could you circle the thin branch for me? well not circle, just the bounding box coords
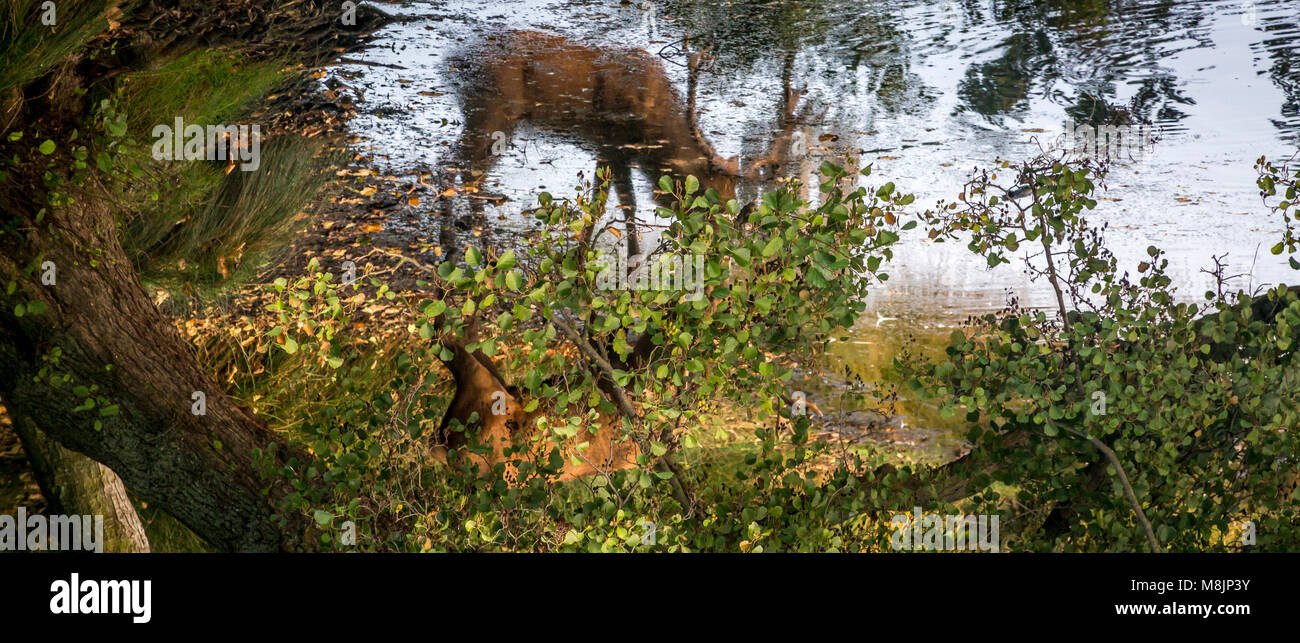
[1052,420,1161,552]
[550,315,692,512]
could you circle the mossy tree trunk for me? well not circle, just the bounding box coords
[0,193,309,552]
[0,0,388,552]
[9,411,150,552]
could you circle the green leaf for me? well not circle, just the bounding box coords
[38,139,55,155]
[313,510,333,526]
[423,300,447,317]
[505,270,523,291]
[762,234,784,258]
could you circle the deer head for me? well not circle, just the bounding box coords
[680,45,817,202]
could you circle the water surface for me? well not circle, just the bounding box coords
[332,0,1300,443]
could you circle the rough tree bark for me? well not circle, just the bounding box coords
[8,411,150,552]
[0,191,308,551]
[0,0,392,553]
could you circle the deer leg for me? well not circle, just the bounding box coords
[608,157,640,258]
[460,129,504,225]
[439,111,515,260]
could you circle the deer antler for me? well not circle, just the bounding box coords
[743,85,822,180]
[685,44,716,162]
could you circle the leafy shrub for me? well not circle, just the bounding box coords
[901,149,1300,551]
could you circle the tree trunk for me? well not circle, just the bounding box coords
[0,0,394,553]
[8,410,150,552]
[0,194,307,552]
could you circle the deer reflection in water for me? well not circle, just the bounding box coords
[431,31,820,480]
[439,30,807,258]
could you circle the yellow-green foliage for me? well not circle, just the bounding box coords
[117,49,283,133]
[109,50,334,298]
[0,0,116,95]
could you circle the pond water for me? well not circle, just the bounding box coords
[332,0,1300,449]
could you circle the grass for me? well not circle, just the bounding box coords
[116,49,284,135]
[0,0,117,98]
[124,135,338,300]
[133,502,213,552]
[105,48,339,302]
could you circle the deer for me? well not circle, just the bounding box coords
[438,30,807,258]
[428,32,814,492]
